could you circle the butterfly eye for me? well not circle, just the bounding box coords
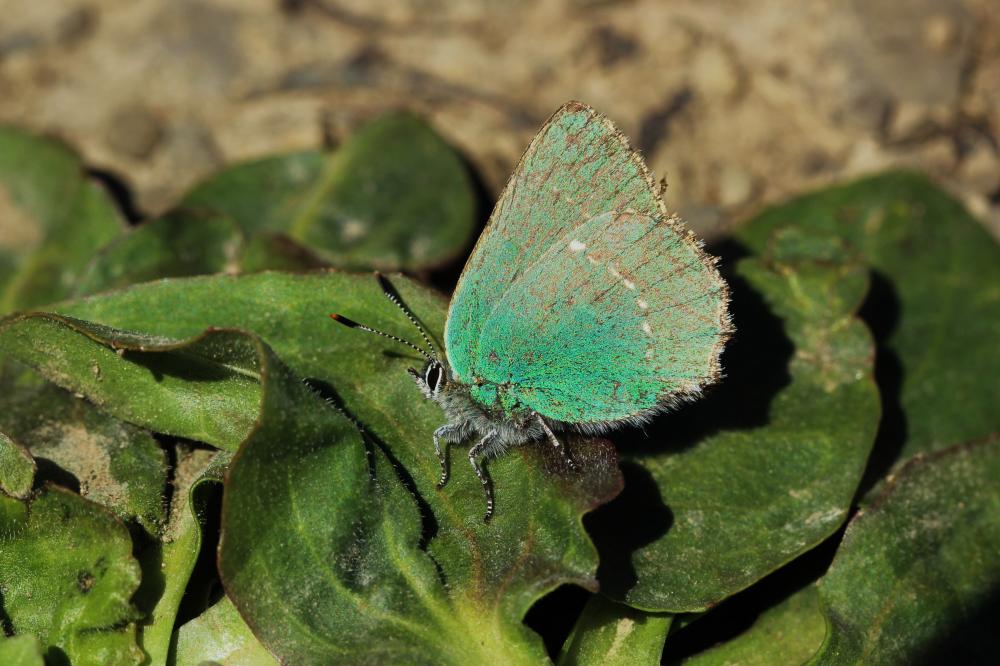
[425,363,444,394]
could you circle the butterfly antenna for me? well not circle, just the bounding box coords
[375,272,441,360]
[329,313,436,363]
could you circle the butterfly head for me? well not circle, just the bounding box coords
[407,359,448,400]
[332,272,451,402]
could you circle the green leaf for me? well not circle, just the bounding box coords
[181,113,477,271]
[216,321,610,664]
[558,596,671,666]
[0,126,123,313]
[0,492,26,523]
[679,585,825,665]
[0,431,35,499]
[0,314,262,451]
[0,380,167,535]
[237,232,328,273]
[812,435,1000,664]
[0,635,46,666]
[594,225,880,611]
[0,486,144,665]
[173,596,278,666]
[217,331,476,664]
[74,210,243,297]
[2,271,622,661]
[138,448,229,665]
[738,171,1000,461]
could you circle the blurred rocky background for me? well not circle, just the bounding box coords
[1,0,998,240]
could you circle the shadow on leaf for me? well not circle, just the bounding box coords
[615,243,794,457]
[588,240,795,599]
[304,376,442,555]
[586,460,673,596]
[917,588,1000,665]
[854,269,906,500]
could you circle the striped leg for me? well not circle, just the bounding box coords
[536,414,578,471]
[469,432,498,522]
[433,424,460,489]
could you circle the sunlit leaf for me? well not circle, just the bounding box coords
[558,596,671,666]
[181,113,477,271]
[738,171,1000,464]
[0,271,622,662]
[0,635,45,666]
[0,431,34,499]
[173,596,278,666]
[0,486,144,665]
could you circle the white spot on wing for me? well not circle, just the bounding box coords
[641,321,653,335]
[569,239,587,252]
[608,262,637,289]
[637,299,649,309]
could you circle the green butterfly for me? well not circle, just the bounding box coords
[333,101,732,520]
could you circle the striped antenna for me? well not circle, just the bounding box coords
[329,313,436,363]
[374,272,441,360]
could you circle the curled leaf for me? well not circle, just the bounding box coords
[558,596,671,666]
[174,596,278,666]
[3,271,623,661]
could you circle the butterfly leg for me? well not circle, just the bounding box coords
[469,431,498,522]
[433,424,460,489]
[536,414,578,472]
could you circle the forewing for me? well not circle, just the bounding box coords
[445,102,663,383]
[475,211,730,423]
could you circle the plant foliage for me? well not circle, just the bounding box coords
[0,118,997,665]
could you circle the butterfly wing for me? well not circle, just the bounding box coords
[446,102,730,424]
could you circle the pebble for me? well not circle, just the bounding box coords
[923,15,957,53]
[104,104,164,160]
[716,163,754,207]
[883,101,953,144]
[691,44,742,101]
[959,141,1000,194]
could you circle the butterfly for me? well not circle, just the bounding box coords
[332,101,732,521]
